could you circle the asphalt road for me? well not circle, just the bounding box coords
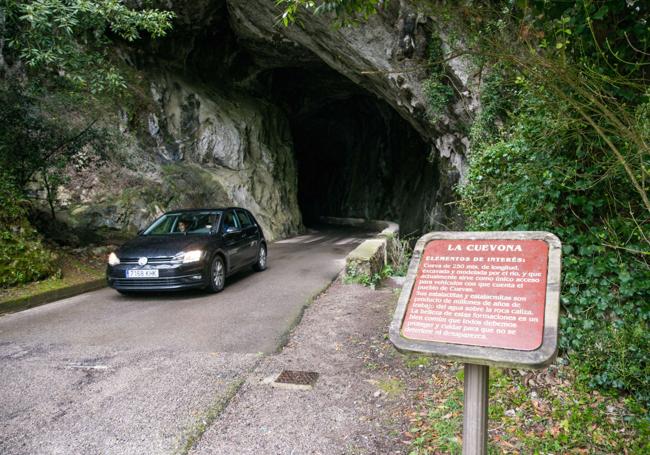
[0,226,371,455]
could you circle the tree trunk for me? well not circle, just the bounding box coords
[42,171,57,220]
[0,7,6,76]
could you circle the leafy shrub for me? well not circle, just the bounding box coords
[386,234,412,277]
[344,260,386,289]
[423,78,454,119]
[469,65,518,148]
[573,318,649,403]
[0,178,58,287]
[424,37,454,121]
[460,81,650,406]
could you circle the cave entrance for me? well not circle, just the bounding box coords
[153,5,444,236]
[264,67,439,235]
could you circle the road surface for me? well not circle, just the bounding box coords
[0,226,370,454]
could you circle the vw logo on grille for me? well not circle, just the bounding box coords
[138,257,148,266]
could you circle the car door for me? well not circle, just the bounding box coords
[235,209,259,264]
[221,209,248,270]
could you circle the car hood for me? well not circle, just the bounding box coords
[118,235,211,258]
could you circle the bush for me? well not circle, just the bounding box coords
[0,178,58,287]
[423,36,454,121]
[460,81,650,406]
[423,78,453,119]
[573,318,650,405]
[386,234,412,277]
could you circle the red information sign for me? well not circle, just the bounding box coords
[401,240,549,351]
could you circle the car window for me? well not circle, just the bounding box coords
[186,213,220,234]
[222,211,240,232]
[205,213,220,232]
[236,210,254,228]
[174,217,193,233]
[145,215,179,235]
[143,211,222,235]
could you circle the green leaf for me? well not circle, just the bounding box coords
[592,6,609,21]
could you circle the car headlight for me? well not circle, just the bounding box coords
[181,250,203,263]
[108,252,120,266]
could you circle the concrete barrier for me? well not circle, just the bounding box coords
[0,278,106,315]
[319,216,400,278]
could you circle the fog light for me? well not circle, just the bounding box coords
[191,275,202,280]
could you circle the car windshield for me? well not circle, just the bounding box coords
[142,211,222,236]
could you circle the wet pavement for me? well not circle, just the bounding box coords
[0,227,371,454]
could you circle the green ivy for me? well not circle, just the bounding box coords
[423,79,453,119]
[344,261,396,289]
[424,37,454,121]
[460,78,650,407]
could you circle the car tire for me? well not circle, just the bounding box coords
[252,244,267,272]
[208,255,226,293]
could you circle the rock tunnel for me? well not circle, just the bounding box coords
[116,0,459,239]
[261,66,439,235]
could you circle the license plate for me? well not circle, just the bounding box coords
[126,269,159,278]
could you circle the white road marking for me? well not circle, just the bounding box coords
[276,235,314,244]
[66,364,109,370]
[303,236,326,244]
[277,234,364,245]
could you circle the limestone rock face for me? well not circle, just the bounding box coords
[54,0,477,240]
[227,0,476,175]
[226,0,477,227]
[58,72,302,241]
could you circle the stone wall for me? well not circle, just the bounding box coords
[56,72,302,241]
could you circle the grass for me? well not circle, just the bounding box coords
[404,355,432,369]
[175,378,245,455]
[364,361,380,371]
[406,381,463,455]
[0,248,105,310]
[378,377,405,397]
[405,364,649,454]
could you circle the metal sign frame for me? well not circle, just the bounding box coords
[389,231,562,369]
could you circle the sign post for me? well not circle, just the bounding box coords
[390,232,561,453]
[463,363,489,454]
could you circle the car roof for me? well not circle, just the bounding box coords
[164,207,250,214]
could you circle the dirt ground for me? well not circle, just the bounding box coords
[186,274,646,455]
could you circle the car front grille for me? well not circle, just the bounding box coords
[119,256,177,265]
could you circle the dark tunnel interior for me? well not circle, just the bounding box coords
[263,67,440,235]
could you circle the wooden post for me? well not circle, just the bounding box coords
[463,363,489,455]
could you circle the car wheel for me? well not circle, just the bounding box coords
[253,244,267,272]
[208,255,226,293]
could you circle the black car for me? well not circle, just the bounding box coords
[106,208,267,293]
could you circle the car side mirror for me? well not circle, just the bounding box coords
[225,226,239,234]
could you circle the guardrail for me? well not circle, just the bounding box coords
[319,216,400,278]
